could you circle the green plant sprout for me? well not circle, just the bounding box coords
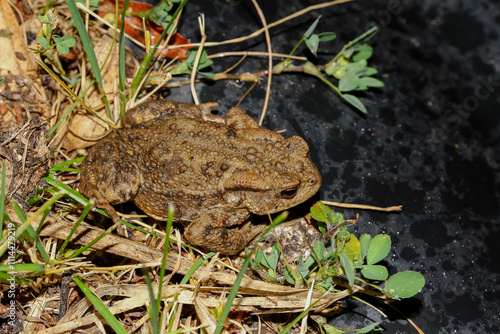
[276,17,384,113]
[36,9,77,77]
[249,203,425,302]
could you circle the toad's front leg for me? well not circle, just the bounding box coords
[184,209,266,255]
[80,139,141,233]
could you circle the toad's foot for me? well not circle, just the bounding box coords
[184,214,266,255]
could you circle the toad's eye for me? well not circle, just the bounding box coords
[281,187,298,199]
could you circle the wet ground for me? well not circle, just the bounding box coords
[165,1,500,332]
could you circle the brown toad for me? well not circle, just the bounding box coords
[80,100,321,255]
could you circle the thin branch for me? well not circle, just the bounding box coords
[190,14,207,105]
[321,200,403,212]
[252,0,272,126]
[207,51,307,61]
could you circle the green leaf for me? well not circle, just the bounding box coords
[350,26,378,46]
[343,94,367,113]
[339,253,355,286]
[384,271,425,298]
[361,264,388,280]
[298,255,314,277]
[284,265,296,284]
[317,32,336,42]
[366,234,391,265]
[75,0,99,12]
[339,72,360,92]
[359,322,381,333]
[346,59,368,74]
[310,202,329,222]
[323,324,345,334]
[53,35,76,54]
[343,47,355,59]
[352,45,373,61]
[73,275,129,334]
[38,14,51,24]
[313,241,325,263]
[359,77,385,88]
[325,56,349,78]
[342,233,360,262]
[305,34,320,56]
[359,234,371,261]
[304,16,321,39]
[37,36,48,49]
[359,67,378,77]
[265,244,280,270]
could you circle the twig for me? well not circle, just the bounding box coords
[207,51,307,61]
[251,0,272,126]
[236,80,258,107]
[190,14,207,105]
[321,200,403,212]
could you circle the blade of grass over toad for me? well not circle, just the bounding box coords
[73,275,129,334]
[118,0,129,117]
[143,269,160,334]
[0,191,65,260]
[157,205,174,326]
[179,252,216,285]
[65,0,112,119]
[0,161,6,235]
[49,157,85,172]
[58,202,93,257]
[11,200,50,264]
[130,0,189,99]
[214,212,288,334]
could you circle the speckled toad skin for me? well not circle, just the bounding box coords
[80,100,321,255]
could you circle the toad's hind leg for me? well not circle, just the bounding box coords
[80,140,140,232]
[184,211,266,255]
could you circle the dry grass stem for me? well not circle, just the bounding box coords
[251,0,273,126]
[190,14,207,105]
[322,200,403,212]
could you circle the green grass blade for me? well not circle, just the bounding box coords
[49,157,85,172]
[157,206,174,326]
[278,293,325,334]
[0,263,45,272]
[0,191,65,260]
[179,252,216,285]
[214,212,288,334]
[0,271,30,284]
[58,202,93,257]
[130,0,189,99]
[118,0,129,118]
[11,200,50,263]
[65,0,112,118]
[143,269,159,334]
[73,275,128,334]
[0,160,6,235]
